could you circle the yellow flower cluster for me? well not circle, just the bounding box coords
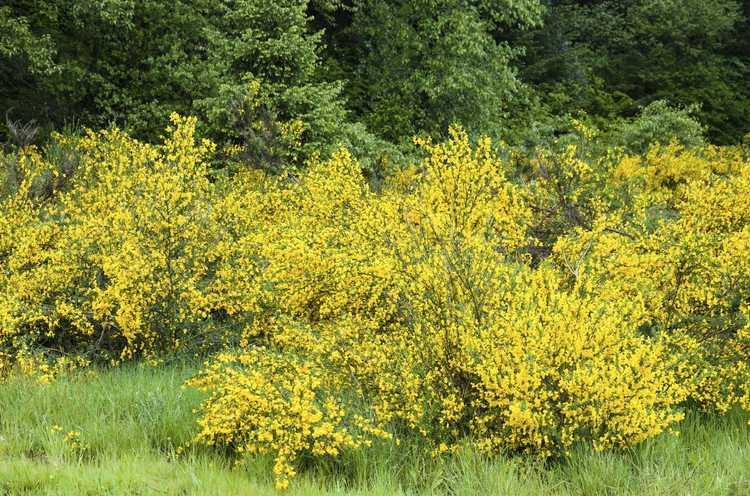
[50,425,90,454]
[0,114,265,364]
[554,143,750,415]
[2,115,749,488]
[188,349,390,491]
[11,350,91,385]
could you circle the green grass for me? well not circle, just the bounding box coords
[0,364,749,495]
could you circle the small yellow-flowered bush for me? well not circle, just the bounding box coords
[188,348,391,491]
[0,114,264,363]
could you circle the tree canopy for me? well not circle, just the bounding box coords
[1,0,749,152]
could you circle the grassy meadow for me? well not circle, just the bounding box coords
[1,364,748,496]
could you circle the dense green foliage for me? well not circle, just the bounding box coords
[0,0,380,169]
[316,0,543,142]
[518,0,750,144]
[2,0,749,154]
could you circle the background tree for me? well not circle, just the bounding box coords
[317,0,544,143]
[518,0,750,144]
[2,0,749,157]
[0,0,372,169]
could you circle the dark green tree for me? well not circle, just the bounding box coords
[318,0,544,143]
[0,0,373,168]
[518,0,750,143]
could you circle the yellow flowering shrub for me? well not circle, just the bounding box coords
[0,114,265,364]
[464,268,688,456]
[0,145,88,355]
[554,144,750,414]
[189,127,693,489]
[188,348,391,491]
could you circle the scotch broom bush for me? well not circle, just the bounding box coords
[189,127,696,488]
[553,143,750,415]
[189,348,391,491]
[0,114,259,364]
[1,116,748,489]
